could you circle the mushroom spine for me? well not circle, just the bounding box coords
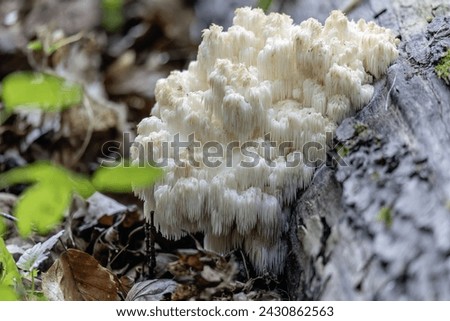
[132,8,398,273]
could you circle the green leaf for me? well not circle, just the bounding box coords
[102,0,124,32]
[2,72,83,113]
[0,218,5,236]
[27,40,43,52]
[0,162,59,189]
[15,181,72,236]
[0,237,21,297]
[67,173,95,199]
[92,162,164,193]
[257,0,272,12]
[0,161,94,199]
[0,285,17,300]
[0,162,94,236]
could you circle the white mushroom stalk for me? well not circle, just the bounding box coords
[131,8,398,273]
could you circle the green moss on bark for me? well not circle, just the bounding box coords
[435,50,450,84]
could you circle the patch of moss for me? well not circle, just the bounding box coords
[435,49,450,85]
[445,200,450,211]
[353,123,368,136]
[337,143,350,158]
[377,206,393,228]
[371,171,380,181]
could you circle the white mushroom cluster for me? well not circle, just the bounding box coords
[132,8,398,273]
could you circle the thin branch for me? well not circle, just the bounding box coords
[0,212,18,222]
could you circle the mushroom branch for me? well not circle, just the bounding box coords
[131,8,398,273]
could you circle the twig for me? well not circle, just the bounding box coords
[69,93,94,167]
[109,244,129,266]
[341,0,362,15]
[374,8,387,19]
[149,211,156,279]
[240,250,250,280]
[0,212,18,222]
[58,237,67,251]
[144,211,157,279]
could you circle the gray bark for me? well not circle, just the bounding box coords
[285,0,450,300]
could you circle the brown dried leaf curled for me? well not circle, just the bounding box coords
[42,249,120,301]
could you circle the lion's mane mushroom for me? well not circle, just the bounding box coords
[132,8,398,273]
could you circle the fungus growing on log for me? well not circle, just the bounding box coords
[131,8,398,273]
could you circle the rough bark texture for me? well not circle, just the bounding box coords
[193,0,450,300]
[284,0,450,300]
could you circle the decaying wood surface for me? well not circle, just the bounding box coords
[285,0,450,300]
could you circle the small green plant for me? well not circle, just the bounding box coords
[257,0,273,12]
[377,206,393,228]
[15,230,64,300]
[0,161,163,299]
[336,143,350,158]
[2,72,83,113]
[92,160,164,193]
[101,0,124,32]
[27,32,84,56]
[27,40,44,52]
[0,162,94,236]
[435,49,450,85]
[0,71,83,124]
[0,161,163,237]
[0,57,164,299]
[0,231,63,300]
[353,123,368,136]
[0,237,23,300]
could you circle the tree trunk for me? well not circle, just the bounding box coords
[285,0,450,300]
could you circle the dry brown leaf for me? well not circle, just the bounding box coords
[171,284,199,301]
[42,248,121,301]
[180,251,204,271]
[79,192,128,230]
[121,210,142,229]
[167,248,243,300]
